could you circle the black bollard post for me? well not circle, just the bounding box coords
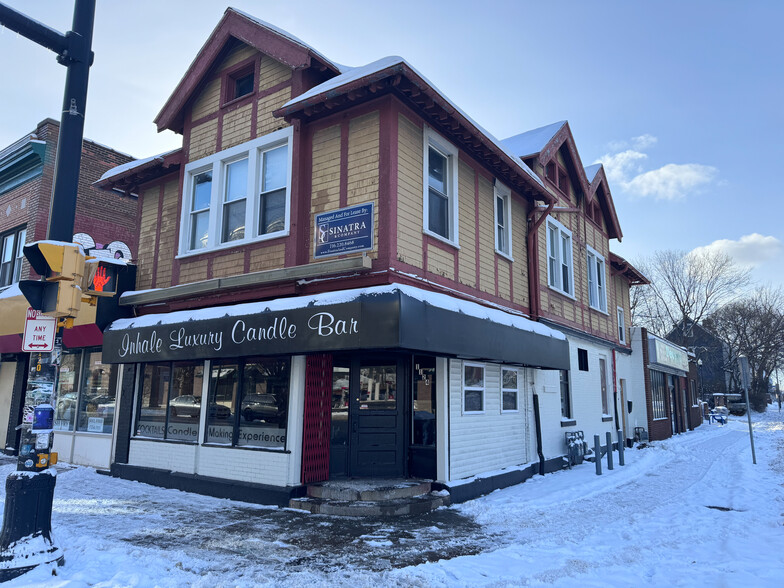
[594,435,602,476]
[617,429,625,466]
[606,431,614,471]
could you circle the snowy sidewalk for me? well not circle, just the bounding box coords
[2,411,784,586]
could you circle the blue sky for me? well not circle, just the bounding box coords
[1,0,781,288]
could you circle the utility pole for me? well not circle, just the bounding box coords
[0,1,96,581]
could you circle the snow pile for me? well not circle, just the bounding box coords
[1,410,782,586]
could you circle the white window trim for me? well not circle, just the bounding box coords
[545,217,574,298]
[494,181,514,261]
[501,367,519,413]
[423,127,459,247]
[617,306,626,344]
[462,362,485,415]
[178,127,293,257]
[586,245,608,313]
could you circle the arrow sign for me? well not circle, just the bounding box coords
[23,308,57,352]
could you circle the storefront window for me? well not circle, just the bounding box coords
[54,351,81,431]
[135,363,170,439]
[77,351,118,434]
[412,356,436,446]
[205,362,239,444]
[239,358,289,448]
[167,362,204,442]
[651,370,668,419]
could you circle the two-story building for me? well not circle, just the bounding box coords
[0,118,138,468]
[97,8,646,504]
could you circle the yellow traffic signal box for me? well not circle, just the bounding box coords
[19,242,85,318]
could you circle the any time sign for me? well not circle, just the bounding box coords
[23,308,57,352]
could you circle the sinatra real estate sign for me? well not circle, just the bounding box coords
[314,202,374,259]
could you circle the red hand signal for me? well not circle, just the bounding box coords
[93,266,111,292]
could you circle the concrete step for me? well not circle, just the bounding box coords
[289,491,450,517]
[307,480,432,501]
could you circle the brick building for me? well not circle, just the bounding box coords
[97,9,648,504]
[0,118,137,467]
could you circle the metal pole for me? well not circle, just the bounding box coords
[606,431,614,470]
[47,0,97,242]
[743,384,757,465]
[594,435,602,476]
[617,429,625,466]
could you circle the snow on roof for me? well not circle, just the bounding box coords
[283,56,543,189]
[98,149,179,182]
[229,8,349,73]
[584,163,602,183]
[501,121,567,158]
[109,283,565,341]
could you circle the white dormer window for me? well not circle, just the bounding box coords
[494,181,512,259]
[587,246,607,312]
[423,127,459,245]
[180,128,292,256]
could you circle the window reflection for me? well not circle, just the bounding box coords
[359,365,396,410]
[77,351,118,433]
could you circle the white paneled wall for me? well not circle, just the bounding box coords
[447,359,530,481]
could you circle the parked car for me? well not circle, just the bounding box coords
[170,395,232,420]
[241,394,279,423]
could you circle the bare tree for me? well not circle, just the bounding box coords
[710,287,784,411]
[630,249,751,337]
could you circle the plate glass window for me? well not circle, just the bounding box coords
[166,362,204,442]
[560,369,571,418]
[54,350,81,431]
[77,351,118,433]
[239,357,290,448]
[135,363,170,439]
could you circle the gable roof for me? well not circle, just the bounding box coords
[277,56,550,202]
[154,7,343,134]
[500,121,566,159]
[585,163,623,241]
[609,252,649,285]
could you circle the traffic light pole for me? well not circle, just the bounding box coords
[0,0,96,241]
[0,1,96,580]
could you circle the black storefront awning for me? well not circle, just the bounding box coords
[102,285,569,370]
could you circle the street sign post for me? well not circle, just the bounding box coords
[22,308,57,353]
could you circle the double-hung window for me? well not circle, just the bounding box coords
[494,182,512,258]
[587,246,607,312]
[181,128,292,255]
[0,226,26,287]
[463,363,484,413]
[423,128,459,245]
[501,368,518,412]
[617,307,626,344]
[546,218,573,296]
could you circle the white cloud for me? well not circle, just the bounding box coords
[625,163,718,201]
[596,135,718,200]
[631,134,658,150]
[692,234,783,268]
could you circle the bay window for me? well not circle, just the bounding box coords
[180,128,292,255]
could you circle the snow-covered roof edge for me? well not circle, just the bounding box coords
[98,148,180,182]
[229,8,349,74]
[501,121,567,158]
[109,283,565,341]
[281,56,544,190]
